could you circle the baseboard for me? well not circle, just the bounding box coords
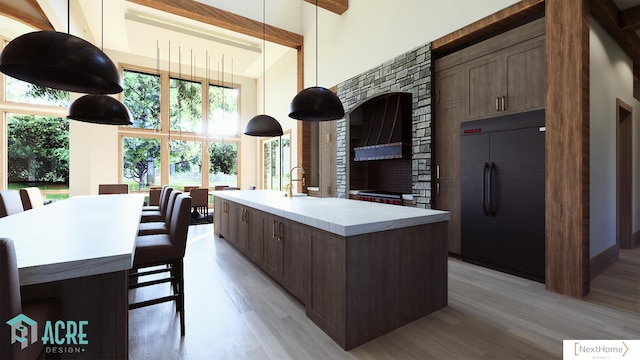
[590,243,620,280]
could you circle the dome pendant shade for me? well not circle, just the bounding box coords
[289,86,344,121]
[67,95,132,125]
[0,31,123,94]
[244,114,283,137]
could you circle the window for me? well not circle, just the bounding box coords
[6,113,69,200]
[120,66,240,191]
[262,133,290,190]
[2,36,70,199]
[209,142,238,188]
[122,137,161,190]
[170,78,202,132]
[123,70,160,130]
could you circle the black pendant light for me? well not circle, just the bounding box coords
[0,0,122,94]
[288,0,344,121]
[67,0,131,125]
[67,94,132,125]
[244,0,283,137]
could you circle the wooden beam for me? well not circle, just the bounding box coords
[588,0,640,80]
[24,0,51,26]
[432,0,544,55]
[127,0,303,49]
[304,0,349,15]
[545,0,590,299]
[620,5,640,31]
[0,3,54,31]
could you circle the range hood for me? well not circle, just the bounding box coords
[347,92,412,161]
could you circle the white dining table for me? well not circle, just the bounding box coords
[0,194,144,359]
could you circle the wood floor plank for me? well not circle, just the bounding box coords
[129,224,640,359]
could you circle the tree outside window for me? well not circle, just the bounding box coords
[123,70,160,130]
[122,137,160,190]
[209,142,238,188]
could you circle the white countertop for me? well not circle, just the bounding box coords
[0,194,144,286]
[214,190,449,236]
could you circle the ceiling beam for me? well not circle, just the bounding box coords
[432,0,544,55]
[303,0,349,15]
[127,0,303,49]
[0,2,54,31]
[620,4,640,31]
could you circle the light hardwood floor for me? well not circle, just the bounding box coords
[129,224,640,359]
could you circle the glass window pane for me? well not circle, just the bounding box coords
[281,134,291,186]
[122,137,161,190]
[7,113,69,200]
[169,140,202,188]
[170,78,202,133]
[123,70,161,130]
[5,78,69,107]
[208,85,239,137]
[209,142,238,188]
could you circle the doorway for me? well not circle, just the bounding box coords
[616,98,634,249]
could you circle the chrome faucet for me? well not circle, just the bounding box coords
[287,166,306,197]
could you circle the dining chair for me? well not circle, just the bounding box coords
[189,188,209,217]
[129,194,192,336]
[182,185,199,193]
[140,187,173,223]
[98,184,129,195]
[1,238,61,360]
[19,187,49,211]
[138,190,181,236]
[143,185,168,211]
[213,185,229,191]
[0,190,24,218]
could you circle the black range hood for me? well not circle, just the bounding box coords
[347,92,412,161]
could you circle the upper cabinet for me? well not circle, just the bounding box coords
[463,36,545,120]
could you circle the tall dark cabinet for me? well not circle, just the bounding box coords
[460,110,545,281]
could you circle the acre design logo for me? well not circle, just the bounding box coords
[6,313,38,350]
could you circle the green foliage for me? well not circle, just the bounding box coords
[24,84,69,106]
[169,140,201,173]
[170,79,202,132]
[210,143,237,175]
[123,70,161,130]
[123,138,160,189]
[7,115,69,183]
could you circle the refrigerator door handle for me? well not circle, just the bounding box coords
[489,162,497,216]
[483,162,490,216]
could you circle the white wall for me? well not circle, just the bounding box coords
[589,18,640,256]
[307,0,520,89]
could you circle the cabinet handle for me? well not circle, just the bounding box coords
[436,165,440,180]
[241,208,245,223]
[273,220,277,240]
[496,96,500,111]
[501,96,506,111]
[244,209,248,224]
[279,222,283,242]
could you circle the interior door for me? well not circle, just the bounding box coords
[461,132,491,263]
[489,125,545,280]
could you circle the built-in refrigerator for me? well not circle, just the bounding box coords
[460,109,545,282]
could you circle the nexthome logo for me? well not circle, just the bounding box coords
[6,313,38,350]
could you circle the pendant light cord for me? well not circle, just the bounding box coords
[263,0,266,114]
[101,0,104,50]
[315,0,318,86]
[67,0,70,34]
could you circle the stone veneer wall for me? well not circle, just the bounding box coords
[335,43,432,208]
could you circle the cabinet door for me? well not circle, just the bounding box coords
[280,218,308,301]
[213,198,223,237]
[244,208,263,263]
[434,65,463,254]
[237,207,250,251]
[263,214,282,277]
[221,201,238,245]
[464,53,503,120]
[504,38,545,114]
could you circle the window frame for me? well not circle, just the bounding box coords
[118,64,242,191]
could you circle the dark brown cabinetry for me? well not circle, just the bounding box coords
[213,195,447,350]
[434,18,545,255]
[463,36,545,120]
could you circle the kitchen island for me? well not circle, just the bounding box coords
[213,190,450,350]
